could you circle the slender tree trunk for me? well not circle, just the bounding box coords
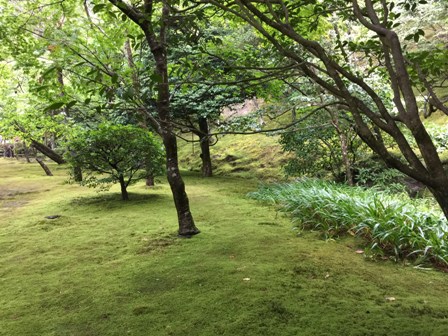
[35,157,53,176]
[73,166,83,182]
[146,175,155,186]
[23,143,31,163]
[198,117,213,177]
[118,174,129,201]
[31,140,65,164]
[330,112,354,186]
[148,5,198,236]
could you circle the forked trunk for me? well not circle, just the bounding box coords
[23,143,31,163]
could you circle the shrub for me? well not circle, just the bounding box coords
[65,124,164,200]
[249,179,448,267]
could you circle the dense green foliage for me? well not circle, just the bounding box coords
[65,124,164,200]
[280,109,366,181]
[249,180,448,267]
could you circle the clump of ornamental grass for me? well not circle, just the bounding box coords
[249,179,448,267]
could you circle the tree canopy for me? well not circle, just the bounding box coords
[1,0,448,224]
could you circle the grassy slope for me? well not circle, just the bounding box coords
[177,108,448,182]
[178,133,288,181]
[1,159,448,335]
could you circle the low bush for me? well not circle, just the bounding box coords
[249,179,448,267]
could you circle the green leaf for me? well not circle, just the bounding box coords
[92,4,106,14]
[41,66,57,78]
[44,102,65,112]
[34,85,51,93]
[150,73,163,83]
[66,100,77,109]
[414,33,420,43]
[111,73,119,84]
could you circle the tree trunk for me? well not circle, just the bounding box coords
[31,140,65,164]
[341,136,354,186]
[198,117,213,177]
[146,175,155,186]
[163,131,200,236]
[23,143,31,163]
[109,0,199,236]
[330,111,354,186]
[118,174,129,201]
[429,187,448,220]
[73,166,83,182]
[35,157,53,176]
[147,4,199,236]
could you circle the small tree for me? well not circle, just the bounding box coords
[66,124,164,200]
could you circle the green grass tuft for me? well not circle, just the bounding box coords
[249,179,448,267]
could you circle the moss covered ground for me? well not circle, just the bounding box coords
[1,158,448,335]
[177,133,289,181]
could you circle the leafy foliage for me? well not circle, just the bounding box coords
[280,109,366,181]
[355,161,408,194]
[65,124,164,199]
[249,180,448,267]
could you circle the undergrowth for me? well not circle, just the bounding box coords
[249,179,448,267]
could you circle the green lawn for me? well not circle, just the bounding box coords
[1,158,448,336]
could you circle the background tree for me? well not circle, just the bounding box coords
[171,84,247,177]
[65,124,164,200]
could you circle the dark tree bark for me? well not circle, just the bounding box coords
[73,166,83,182]
[109,0,199,236]
[31,140,65,164]
[35,157,53,176]
[118,174,129,201]
[430,188,448,220]
[198,117,213,177]
[4,144,14,158]
[146,175,155,186]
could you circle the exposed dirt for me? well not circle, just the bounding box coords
[0,188,37,208]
